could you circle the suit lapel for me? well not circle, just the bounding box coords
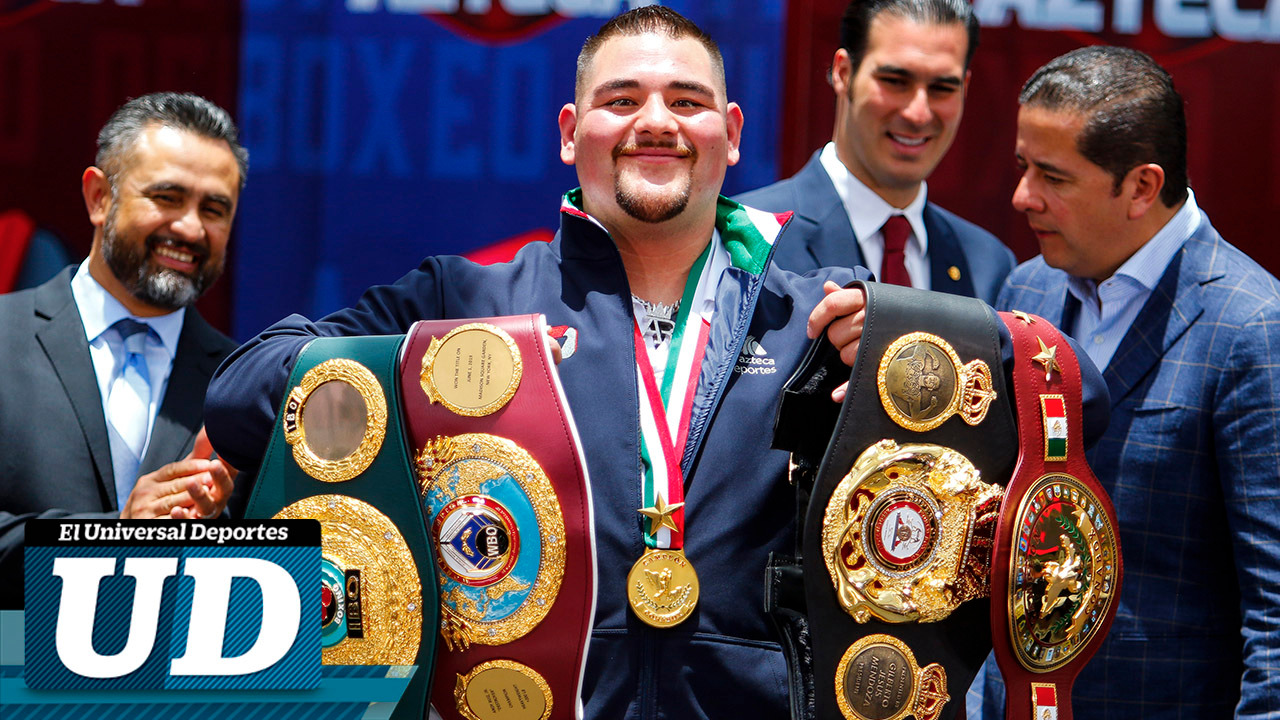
[791,155,865,270]
[924,206,976,297]
[1103,233,1213,406]
[140,312,224,474]
[34,270,117,503]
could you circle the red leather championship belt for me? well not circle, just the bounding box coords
[399,315,596,720]
[992,312,1123,720]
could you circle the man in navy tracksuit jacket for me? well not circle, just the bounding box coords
[207,191,863,718]
[206,8,872,719]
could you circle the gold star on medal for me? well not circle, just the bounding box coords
[638,494,684,536]
[1032,337,1062,381]
[1012,310,1036,325]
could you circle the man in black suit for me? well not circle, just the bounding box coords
[0,93,246,608]
[737,0,1014,303]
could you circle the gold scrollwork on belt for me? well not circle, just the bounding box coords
[421,323,523,417]
[274,494,422,665]
[823,439,1003,624]
[877,332,995,432]
[283,358,387,483]
[454,659,552,720]
[835,634,949,720]
[1009,473,1118,672]
[416,433,565,647]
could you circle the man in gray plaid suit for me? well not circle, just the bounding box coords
[985,45,1280,717]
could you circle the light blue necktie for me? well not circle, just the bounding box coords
[107,318,153,506]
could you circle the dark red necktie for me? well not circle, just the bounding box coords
[879,215,913,287]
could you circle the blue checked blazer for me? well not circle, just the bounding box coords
[991,217,1280,718]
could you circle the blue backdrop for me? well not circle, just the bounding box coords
[232,0,785,339]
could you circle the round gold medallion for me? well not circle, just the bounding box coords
[454,659,552,720]
[877,332,995,432]
[1008,473,1118,672]
[835,635,948,720]
[282,358,387,483]
[626,548,699,628]
[274,494,422,665]
[421,323,522,417]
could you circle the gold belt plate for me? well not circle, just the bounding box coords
[274,494,422,665]
[835,634,949,720]
[877,332,995,432]
[420,323,523,417]
[283,358,388,483]
[1008,473,1118,672]
[454,659,552,720]
[822,439,1003,623]
[417,433,565,649]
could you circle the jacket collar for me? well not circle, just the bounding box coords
[1101,221,1219,406]
[35,268,117,502]
[558,189,787,276]
[923,206,977,297]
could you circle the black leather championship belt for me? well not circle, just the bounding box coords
[772,282,1018,720]
[990,312,1122,720]
[246,334,439,720]
[399,315,596,720]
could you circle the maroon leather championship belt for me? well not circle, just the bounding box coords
[991,311,1123,720]
[399,315,596,720]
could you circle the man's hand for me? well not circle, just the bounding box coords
[546,326,563,364]
[120,458,233,519]
[121,428,238,520]
[807,281,867,402]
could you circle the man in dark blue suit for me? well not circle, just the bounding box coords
[736,0,1013,303]
[988,46,1280,718]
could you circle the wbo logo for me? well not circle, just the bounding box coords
[23,520,319,691]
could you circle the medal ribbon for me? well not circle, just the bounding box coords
[635,242,715,550]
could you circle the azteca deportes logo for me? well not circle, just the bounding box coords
[347,0,656,43]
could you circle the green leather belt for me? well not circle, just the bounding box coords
[246,334,439,720]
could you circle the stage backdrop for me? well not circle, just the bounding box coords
[0,0,1276,340]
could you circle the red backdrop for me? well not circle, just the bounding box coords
[0,0,239,329]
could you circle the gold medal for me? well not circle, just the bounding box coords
[626,548,699,628]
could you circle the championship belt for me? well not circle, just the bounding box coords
[245,335,439,720]
[400,315,595,720]
[991,312,1122,720]
[773,282,1018,720]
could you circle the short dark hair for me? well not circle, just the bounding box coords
[96,92,249,191]
[575,6,725,102]
[1020,45,1188,208]
[839,0,980,71]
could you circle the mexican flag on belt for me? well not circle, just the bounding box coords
[1032,683,1058,719]
[1042,395,1067,460]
